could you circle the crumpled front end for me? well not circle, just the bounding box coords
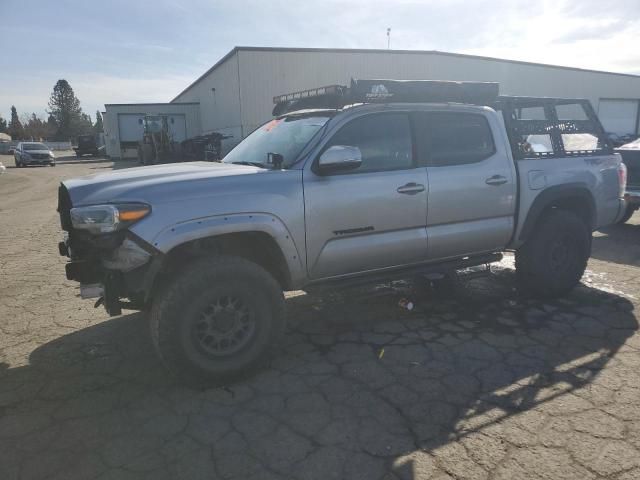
[57,183,160,315]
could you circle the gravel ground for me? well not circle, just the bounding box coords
[1,153,639,480]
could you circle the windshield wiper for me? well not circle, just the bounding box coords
[231,161,267,168]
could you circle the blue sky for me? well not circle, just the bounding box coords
[1,0,639,123]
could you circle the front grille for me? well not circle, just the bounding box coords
[58,184,73,231]
[31,153,49,160]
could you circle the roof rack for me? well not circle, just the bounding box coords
[272,79,500,115]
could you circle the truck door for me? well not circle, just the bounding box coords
[303,112,429,279]
[413,110,516,260]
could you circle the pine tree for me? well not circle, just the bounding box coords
[94,110,104,133]
[8,106,24,140]
[0,115,7,133]
[23,114,49,141]
[48,79,83,140]
[77,113,93,136]
[46,114,57,138]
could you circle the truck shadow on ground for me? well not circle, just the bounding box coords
[592,220,640,267]
[0,267,637,479]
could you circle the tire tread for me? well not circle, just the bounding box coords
[149,255,285,384]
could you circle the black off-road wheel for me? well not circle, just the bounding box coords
[150,256,285,384]
[515,210,591,298]
[617,205,636,224]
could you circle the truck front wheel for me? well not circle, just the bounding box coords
[150,256,285,384]
[515,210,590,298]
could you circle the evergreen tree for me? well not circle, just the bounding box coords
[8,106,24,140]
[46,114,57,138]
[23,113,49,140]
[94,110,104,133]
[77,112,93,136]
[0,115,7,133]
[48,79,83,140]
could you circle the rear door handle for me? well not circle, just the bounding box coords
[397,182,425,195]
[485,175,508,186]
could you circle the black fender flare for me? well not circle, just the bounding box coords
[518,183,596,242]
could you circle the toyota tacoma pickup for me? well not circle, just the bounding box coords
[57,79,628,381]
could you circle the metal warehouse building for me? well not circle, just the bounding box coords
[104,46,640,159]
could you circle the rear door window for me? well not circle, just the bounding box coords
[413,112,495,166]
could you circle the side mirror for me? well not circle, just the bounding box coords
[317,145,362,174]
[267,152,284,169]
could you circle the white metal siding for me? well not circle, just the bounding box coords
[237,50,640,138]
[172,52,242,152]
[598,99,639,135]
[170,48,640,152]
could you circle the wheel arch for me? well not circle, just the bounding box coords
[517,183,596,243]
[146,213,304,298]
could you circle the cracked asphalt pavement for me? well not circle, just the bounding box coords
[1,154,640,479]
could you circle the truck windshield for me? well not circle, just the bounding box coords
[223,114,332,168]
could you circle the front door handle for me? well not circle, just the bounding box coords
[397,182,426,195]
[485,175,508,186]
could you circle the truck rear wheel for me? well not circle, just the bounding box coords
[150,256,285,384]
[515,210,590,298]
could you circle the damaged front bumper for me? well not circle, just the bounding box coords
[59,231,160,315]
[58,185,161,316]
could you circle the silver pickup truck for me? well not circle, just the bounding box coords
[57,79,627,381]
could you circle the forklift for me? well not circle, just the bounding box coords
[137,115,182,165]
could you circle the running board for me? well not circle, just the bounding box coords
[306,253,503,291]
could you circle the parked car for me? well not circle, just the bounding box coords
[14,142,56,167]
[57,79,627,382]
[615,137,640,223]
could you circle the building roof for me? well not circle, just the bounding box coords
[171,46,640,102]
[105,102,199,107]
[0,132,11,142]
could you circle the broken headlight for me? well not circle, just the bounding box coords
[70,203,151,235]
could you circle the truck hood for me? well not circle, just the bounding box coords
[63,161,265,206]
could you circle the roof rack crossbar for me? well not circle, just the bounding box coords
[272,79,500,115]
[272,85,346,104]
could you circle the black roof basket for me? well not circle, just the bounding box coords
[272,79,500,116]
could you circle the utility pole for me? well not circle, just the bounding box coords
[387,28,391,49]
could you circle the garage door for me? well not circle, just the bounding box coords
[118,114,145,143]
[598,99,639,136]
[167,115,187,142]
